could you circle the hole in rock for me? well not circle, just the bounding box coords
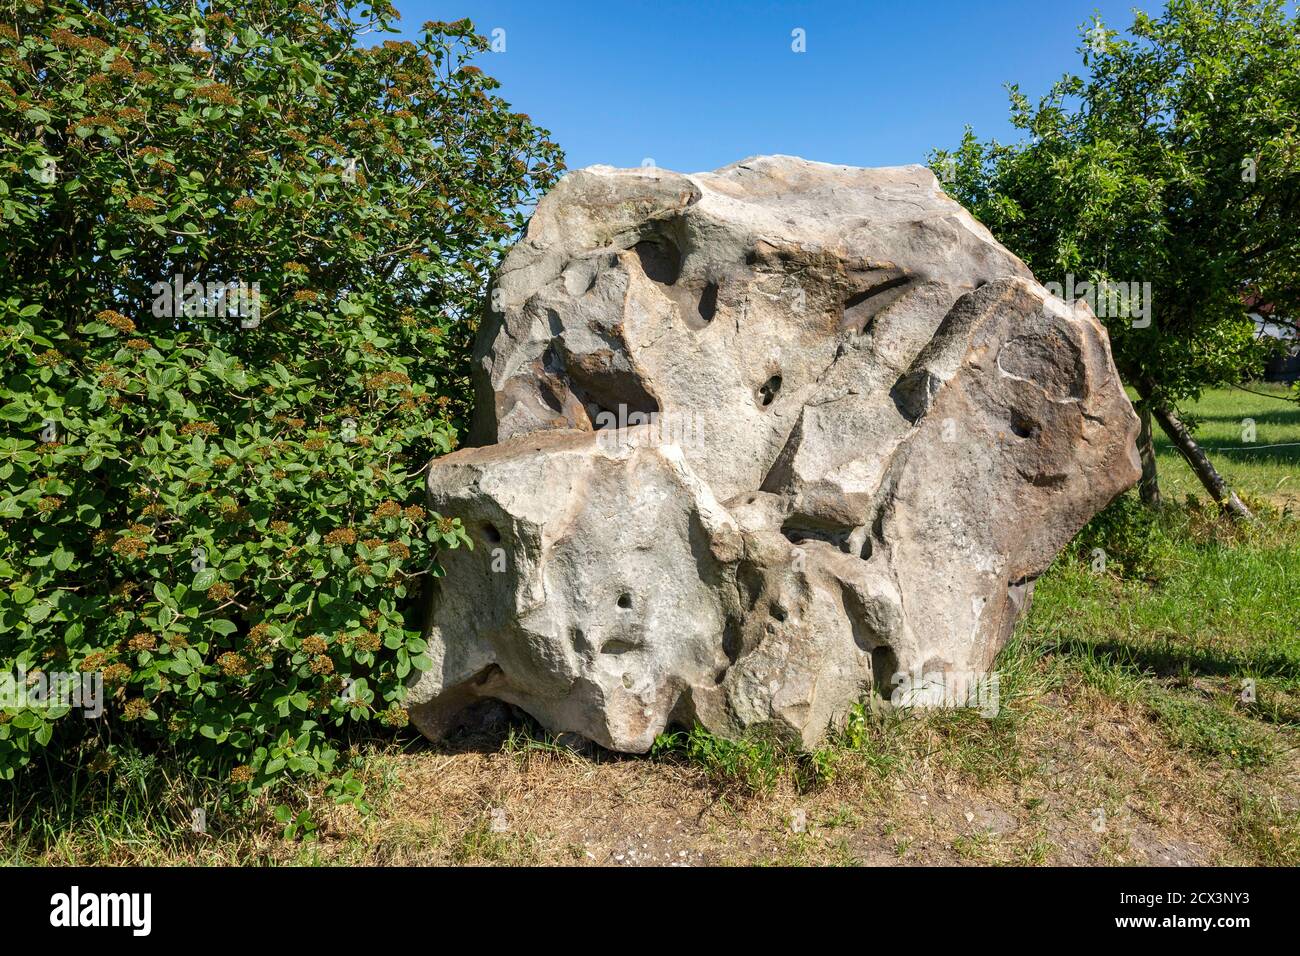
[617,592,632,609]
[584,401,615,426]
[662,715,694,736]
[697,281,718,324]
[781,522,852,553]
[541,341,564,374]
[860,537,873,561]
[558,337,661,431]
[770,602,788,623]
[570,627,591,655]
[1009,411,1036,439]
[601,639,639,656]
[439,696,519,749]
[871,507,886,542]
[537,377,565,414]
[842,583,879,654]
[482,523,502,544]
[871,646,899,693]
[722,619,742,665]
[633,239,682,286]
[758,374,782,408]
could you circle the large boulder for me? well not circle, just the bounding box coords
[408,156,1141,751]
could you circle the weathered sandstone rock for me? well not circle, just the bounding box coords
[408,156,1141,751]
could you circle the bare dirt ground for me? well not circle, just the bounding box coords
[281,679,1295,867]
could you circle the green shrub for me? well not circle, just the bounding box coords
[1065,492,1163,580]
[651,726,785,795]
[650,724,838,795]
[0,1,564,790]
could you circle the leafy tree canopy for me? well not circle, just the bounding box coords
[934,0,1300,411]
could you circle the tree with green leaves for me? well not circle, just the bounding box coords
[933,0,1300,518]
[0,0,563,795]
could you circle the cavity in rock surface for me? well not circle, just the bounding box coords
[408,156,1141,751]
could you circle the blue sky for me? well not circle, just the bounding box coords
[393,0,1162,173]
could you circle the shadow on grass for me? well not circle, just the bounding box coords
[1151,438,1300,468]
[1043,635,1300,683]
[1189,403,1300,427]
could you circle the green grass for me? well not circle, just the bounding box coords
[1025,506,1300,755]
[1134,382,1300,506]
[2,747,228,865]
[650,724,806,795]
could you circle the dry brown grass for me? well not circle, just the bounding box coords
[7,676,1295,867]
[234,670,1295,867]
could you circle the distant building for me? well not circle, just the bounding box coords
[1246,299,1299,383]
